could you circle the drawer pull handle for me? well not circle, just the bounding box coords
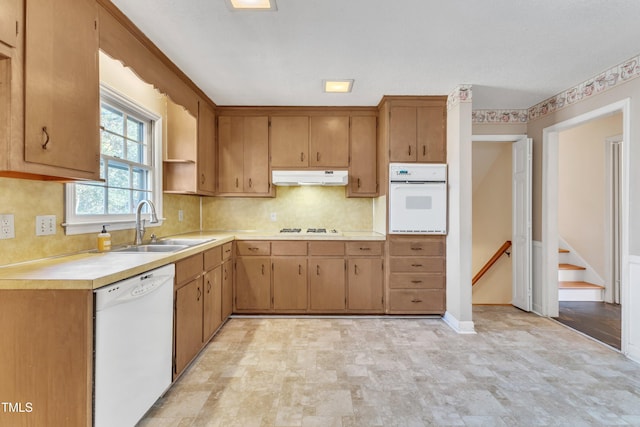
[354,264,359,275]
[207,279,211,293]
[411,247,423,251]
[316,265,320,275]
[408,145,411,156]
[359,247,371,251]
[411,298,422,303]
[300,152,304,162]
[357,178,361,188]
[411,280,423,284]
[298,264,302,275]
[249,178,253,188]
[235,177,239,188]
[316,152,320,161]
[411,264,423,267]
[248,247,259,251]
[197,287,202,301]
[261,264,265,275]
[423,145,426,156]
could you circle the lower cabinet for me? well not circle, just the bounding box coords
[222,257,233,319]
[173,242,231,379]
[309,257,346,312]
[234,240,384,314]
[386,235,446,314]
[174,276,204,377]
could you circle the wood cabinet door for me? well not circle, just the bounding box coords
[0,0,18,47]
[174,277,204,377]
[243,116,269,193]
[235,257,271,310]
[348,115,377,196]
[24,0,100,177]
[203,266,222,342]
[347,258,384,311]
[272,257,307,310]
[417,106,446,162]
[222,259,233,319]
[217,116,244,193]
[309,116,349,167]
[197,101,216,195]
[389,106,417,162]
[309,258,345,311]
[270,116,309,167]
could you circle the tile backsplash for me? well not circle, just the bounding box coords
[202,186,373,231]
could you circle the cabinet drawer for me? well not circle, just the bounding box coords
[309,241,345,256]
[346,241,383,256]
[389,238,444,256]
[389,257,444,273]
[272,241,308,256]
[222,242,233,260]
[236,241,271,256]
[175,254,204,286]
[387,289,445,313]
[389,273,445,289]
[204,246,223,271]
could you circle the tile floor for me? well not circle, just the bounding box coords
[138,306,640,426]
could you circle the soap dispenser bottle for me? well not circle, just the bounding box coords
[97,225,111,252]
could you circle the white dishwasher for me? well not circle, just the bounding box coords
[94,263,175,427]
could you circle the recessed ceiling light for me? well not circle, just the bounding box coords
[323,80,354,93]
[227,0,277,11]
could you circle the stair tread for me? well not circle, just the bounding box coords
[559,263,586,270]
[559,281,604,289]
[559,248,570,253]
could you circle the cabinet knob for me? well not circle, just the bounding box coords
[41,127,50,149]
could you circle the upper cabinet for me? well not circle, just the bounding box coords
[0,0,19,48]
[270,114,349,168]
[348,115,377,197]
[270,116,308,168]
[217,115,271,196]
[383,97,447,163]
[197,101,216,195]
[0,0,101,180]
[309,116,349,167]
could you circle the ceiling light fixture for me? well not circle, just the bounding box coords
[323,79,354,93]
[227,0,277,11]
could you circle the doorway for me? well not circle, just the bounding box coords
[471,135,531,310]
[551,114,622,349]
[541,100,630,355]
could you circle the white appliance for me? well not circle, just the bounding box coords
[388,163,447,234]
[94,264,175,427]
[272,170,348,186]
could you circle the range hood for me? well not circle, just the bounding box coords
[272,170,348,186]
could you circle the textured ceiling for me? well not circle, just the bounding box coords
[111,0,640,109]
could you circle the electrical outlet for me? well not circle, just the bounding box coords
[0,214,15,239]
[36,215,56,236]
[178,210,184,222]
[270,212,277,221]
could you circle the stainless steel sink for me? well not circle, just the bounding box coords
[155,238,215,246]
[112,244,188,253]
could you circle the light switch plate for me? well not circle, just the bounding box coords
[36,215,56,236]
[0,214,15,239]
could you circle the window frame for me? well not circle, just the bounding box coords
[64,84,163,236]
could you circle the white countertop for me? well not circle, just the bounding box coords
[0,230,385,290]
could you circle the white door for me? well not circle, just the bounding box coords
[512,137,532,311]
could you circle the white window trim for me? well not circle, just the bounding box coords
[63,84,164,236]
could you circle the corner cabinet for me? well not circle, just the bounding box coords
[217,115,272,196]
[381,96,447,164]
[16,0,101,180]
[164,98,216,195]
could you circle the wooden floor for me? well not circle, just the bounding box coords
[554,301,621,350]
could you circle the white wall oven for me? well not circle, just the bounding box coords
[389,163,447,234]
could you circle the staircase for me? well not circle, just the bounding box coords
[558,248,604,301]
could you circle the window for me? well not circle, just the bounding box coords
[65,86,162,235]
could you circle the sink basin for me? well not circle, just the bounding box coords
[113,244,188,253]
[155,238,215,246]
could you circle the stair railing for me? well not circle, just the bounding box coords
[472,240,512,286]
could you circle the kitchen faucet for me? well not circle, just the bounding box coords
[134,199,159,245]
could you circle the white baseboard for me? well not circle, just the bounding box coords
[443,311,476,334]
